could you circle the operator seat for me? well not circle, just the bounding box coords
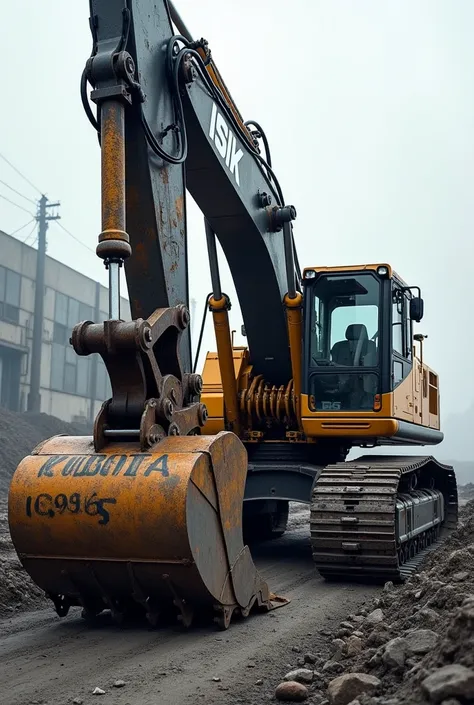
[331,324,376,367]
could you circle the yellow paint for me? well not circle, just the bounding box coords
[284,292,303,427]
[303,263,393,278]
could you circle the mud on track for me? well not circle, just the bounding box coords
[0,505,377,705]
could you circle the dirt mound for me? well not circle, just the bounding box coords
[271,500,474,705]
[0,409,90,618]
[0,408,89,496]
[0,498,49,618]
[459,483,474,501]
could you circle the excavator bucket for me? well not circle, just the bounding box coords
[8,431,288,629]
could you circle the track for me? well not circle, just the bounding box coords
[0,506,378,705]
[310,455,458,581]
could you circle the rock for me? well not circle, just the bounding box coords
[346,635,363,657]
[72,700,83,705]
[212,677,221,682]
[292,646,302,653]
[353,631,364,638]
[439,700,461,705]
[320,629,332,636]
[365,609,384,625]
[366,627,390,647]
[367,651,381,669]
[340,621,354,630]
[256,679,263,685]
[350,615,365,624]
[113,680,126,688]
[415,590,423,599]
[297,657,306,667]
[405,629,439,655]
[336,628,352,638]
[323,661,344,674]
[304,653,317,664]
[453,571,469,582]
[92,687,105,695]
[382,637,407,669]
[275,681,309,702]
[284,669,314,684]
[327,673,381,705]
[332,638,346,653]
[448,545,474,568]
[406,663,426,678]
[383,581,394,592]
[421,665,474,703]
[418,608,440,626]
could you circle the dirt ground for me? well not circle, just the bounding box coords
[1,410,473,705]
[0,503,377,705]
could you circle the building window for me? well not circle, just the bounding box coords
[50,291,110,400]
[0,265,21,324]
[51,292,93,397]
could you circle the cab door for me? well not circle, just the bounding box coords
[391,285,414,422]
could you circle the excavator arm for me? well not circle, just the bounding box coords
[7,0,297,630]
[86,0,300,381]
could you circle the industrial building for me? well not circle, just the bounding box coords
[0,230,130,424]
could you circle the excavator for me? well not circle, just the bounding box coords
[8,0,458,630]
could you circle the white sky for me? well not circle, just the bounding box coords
[1,0,473,453]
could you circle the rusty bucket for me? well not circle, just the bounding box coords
[8,431,287,629]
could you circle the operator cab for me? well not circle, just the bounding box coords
[302,264,424,415]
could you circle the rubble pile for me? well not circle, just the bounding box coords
[0,532,48,618]
[274,499,474,705]
[459,483,474,502]
[0,408,89,496]
[0,408,89,618]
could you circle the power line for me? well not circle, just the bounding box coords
[0,152,42,196]
[23,222,38,246]
[0,192,35,216]
[9,218,36,236]
[54,220,96,254]
[0,179,37,206]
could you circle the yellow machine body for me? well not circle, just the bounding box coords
[201,263,442,449]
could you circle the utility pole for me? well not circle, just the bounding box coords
[27,195,60,413]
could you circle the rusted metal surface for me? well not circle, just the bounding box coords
[8,433,288,628]
[71,305,205,451]
[239,378,296,431]
[100,101,126,234]
[310,455,458,582]
[209,296,241,435]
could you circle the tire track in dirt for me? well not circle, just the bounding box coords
[0,511,377,705]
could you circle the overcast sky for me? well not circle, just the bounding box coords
[1,1,473,448]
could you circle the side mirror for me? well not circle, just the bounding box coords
[410,297,424,323]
